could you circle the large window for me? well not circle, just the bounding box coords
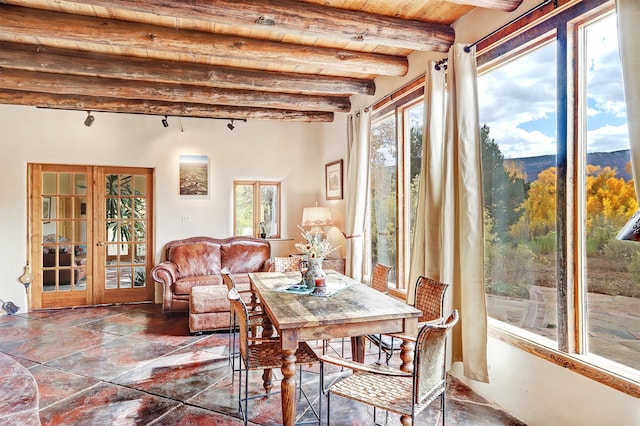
[479,41,559,342]
[478,2,638,390]
[369,86,424,290]
[581,13,637,369]
[234,181,280,238]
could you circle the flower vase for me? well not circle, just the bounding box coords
[303,258,325,289]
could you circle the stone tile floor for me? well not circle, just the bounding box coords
[0,303,526,425]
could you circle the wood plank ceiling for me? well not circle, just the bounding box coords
[0,0,522,122]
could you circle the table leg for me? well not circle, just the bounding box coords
[399,338,415,425]
[399,338,415,373]
[281,348,297,426]
[250,291,259,311]
[350,335,365,363]
[261,317,274,394]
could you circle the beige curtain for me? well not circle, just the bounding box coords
[408,44,489,382]
[345,110,371,281]
[617,0,640,194]
[408,62,446,304]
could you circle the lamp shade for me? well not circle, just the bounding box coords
[616,210,640,242]
[302,207,332,230]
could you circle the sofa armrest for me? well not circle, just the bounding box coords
[151,261,179,311]
[263,258,274,272]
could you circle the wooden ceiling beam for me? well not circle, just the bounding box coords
[446,0,522,12]
[0,90,334,122]
[0,5,408,77]
[61,0,456,52]
[0,42,375,96]
[0,68,351,113]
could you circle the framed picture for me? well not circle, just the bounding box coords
[325,159,343,200]
[42,197,51,221]
[179,155,209,196]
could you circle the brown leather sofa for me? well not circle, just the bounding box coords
[151,236,272,317]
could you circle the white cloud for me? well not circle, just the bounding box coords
[489,126,556,158]
[478,42,557,157]
[478,13,629,159]
[587,123,630,152]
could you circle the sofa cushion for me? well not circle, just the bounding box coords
[174,275,222,295]
[190,285,254,314]
[190,286,228,314]
[168,241,222,278]
[221,239,270,273]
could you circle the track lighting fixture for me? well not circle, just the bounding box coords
[225,118,246,131]
[84,111,95,127]
[162,115,169,128]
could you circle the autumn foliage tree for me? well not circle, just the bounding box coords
[585,164,637,230]
[511,167,557,239]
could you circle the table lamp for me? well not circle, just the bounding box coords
[302,205,332,242]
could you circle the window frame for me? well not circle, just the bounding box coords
[369,78,424,296]
[477,0,640,397]
[233,180,281,239]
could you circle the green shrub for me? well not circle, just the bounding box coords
[485,243,534,299]
[587,225,618,256]
[485,280,530,299]
[530,232,556,255]
[627,251,640,283]
[602,240,639,272]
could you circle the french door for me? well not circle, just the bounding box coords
[29,164,154,309]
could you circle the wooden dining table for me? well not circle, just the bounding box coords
[248,270,422,426]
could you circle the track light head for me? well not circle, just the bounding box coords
[84,111,95,127]
[162,115,169,128]
[227,119,235,131]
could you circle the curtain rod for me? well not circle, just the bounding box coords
[464,0,557,53]
[365,73,428,111]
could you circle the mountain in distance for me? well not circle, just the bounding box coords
[507,149,632,183]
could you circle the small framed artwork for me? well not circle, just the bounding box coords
[179,155,209,196]
[325,159,343,200]
[42,197,51,221]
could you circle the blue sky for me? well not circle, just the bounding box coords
[477,13,629,159]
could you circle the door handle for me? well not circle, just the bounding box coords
[96,241,105,246]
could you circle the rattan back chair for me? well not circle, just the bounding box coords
[365,263,391,363]
[222,268,270,375]
[322,310,459,426]
[369,275,449,364]
[227,288,322,425]
[415,276,449,324]
[272,255,303,272]
[370,263,391,293]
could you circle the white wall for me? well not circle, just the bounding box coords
[451,341,640,426]
[0,105,347,312]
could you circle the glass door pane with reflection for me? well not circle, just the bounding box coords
[104,173,148,290]
[41,171,88,293]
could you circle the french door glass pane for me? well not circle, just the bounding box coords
[40,172,87,293]
[478,41,558,341]
[370,113,398,282]
[103,173,149,289]
[582,14,637,370]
